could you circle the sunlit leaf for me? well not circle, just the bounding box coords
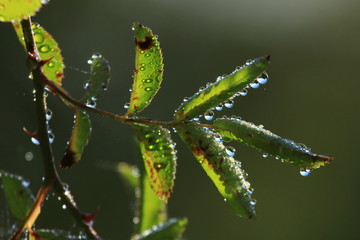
[29,229,85,240]
[0,171,34,222]
[116,162,167,233]
[13,22,65,85]
[0,0,42,22]
[174,56,270,121]
[214,117,334,169]
[133,123,177,202]
[61,110,91,168]
[132,218,187,240]
[127,23,164,116]
[177,125,256,218]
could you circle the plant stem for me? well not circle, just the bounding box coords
[12,17,103,240]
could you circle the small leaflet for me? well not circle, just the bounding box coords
[177,125,256,218]
[0,0,42,22]
[132,123,177,202]
[214,118,334,169]
[29,229,84,240]
[117,163,167,233]
[61,110,91,168]
[0,171,35,222]
[126,23,164,116]
[13,22,65,85]
[131,218,188,240]
[61,54,110,168]
[174,56,270,121]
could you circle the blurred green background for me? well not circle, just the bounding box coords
[1,0,359,239]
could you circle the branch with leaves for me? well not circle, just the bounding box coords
[0,1,333,240]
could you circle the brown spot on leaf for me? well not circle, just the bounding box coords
[136,36,153,50]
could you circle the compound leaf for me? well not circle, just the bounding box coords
[127,23,164,116]
[177,125,256,218]
[132,218,188,240]
[0,171,34,222]
[174,56,270,121]
[61,110,91,168]
[13,22,65,85]
[214,117,334,169]
[0,0,42,22]
[133,123,177,202]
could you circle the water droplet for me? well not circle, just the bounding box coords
[215,104,223,111]
[183,97,189,102]
[262,153,268,158]
[41,0,50,5]
[86,98,96,108]
[239,89,248,96]
[204,110,214,121]
[140,50,145,54]
[143,78,153,83]
[31,138,40,145]
[62,204,67,209]
[46,109,52,121]
[92,53,101,59]
[145,87,152,91]
[224,198,227,202]
[250,199,257,206]
[123,103,130,109]
[48,132,55,144]
[250,81,260,89]
[140,67,146,71]
[39,45,50,53]
[224,99,234,108]
[145,53,151,57]
[87,59,93,65]
[47,61,55,68]
[25,152,33,161]
[214,133,222,142]
[300,168,311,177]
[133,217,140,224]
[248,187,254,195]
[33,33,44,44]
[257,72,269,84]
[225,146,236,157]
[101,82,108,90]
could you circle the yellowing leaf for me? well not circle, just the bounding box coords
[0,0,42,22]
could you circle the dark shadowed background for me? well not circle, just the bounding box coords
[1,0,359,239]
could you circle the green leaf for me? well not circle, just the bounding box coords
[0,171,34,222]
[133,123,177,202]
[61,110,91,168]
[82,53,111,105]
[213,118,334,169]
[116,162,167,233]
[29,229,84,240]
[177,125,256,218]
[126,23,164,116]
[0,0,42,22]
[13,22,65,85]
[132,218,188,240]
[61,54,109,168]
[174,56,270,121]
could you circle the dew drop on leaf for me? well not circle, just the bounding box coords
[33,33,44,44]
[145,87,152,91]
[31,138,40,145]
[250,81,260,89]
[257,72,269,84]
[39,45,50,53]
[250,199,257,206]
[262,153,268,158]
[239,89,248,96]
[204,110,214,121]
[224,99,234,108]
[225,146,236,157]
[215,103,223,111]
[45,109,52,121]
[300,168,312,177]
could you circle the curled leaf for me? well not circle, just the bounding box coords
[214,118,333,169]
[127,23,164,116]
[177,125,256,218]
[0,0,42,22]
[13,22,65,85]
[174,56,270,121]
[133,123,177,202]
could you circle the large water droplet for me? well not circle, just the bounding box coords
[34,33,44,44]
[250,199,257,206]
[300,168,311,177]
[239,89,248,96]
[48,132,55,144]
[250,81,260,89]
[204,110,214,121]
[86,97,97,108]
[262,153,268,158]
[224,99,234,108]
[87,59,93,65]
[257,72,269,84]
[215,104,223,111]
[31,138,40,145]
[225,146,236,157]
